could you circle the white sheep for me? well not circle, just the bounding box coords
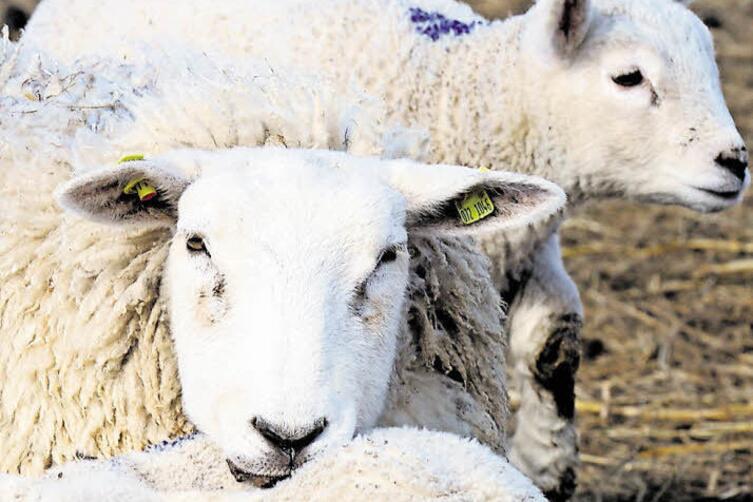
[1,429,545,501]
[2,138,562,498]
[16,0,750,497]
[0,47,406,474]
[0,46,566,486]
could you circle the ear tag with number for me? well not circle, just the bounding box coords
[455,166,496,225]
[118,154,157,202]
[456,190,495,225]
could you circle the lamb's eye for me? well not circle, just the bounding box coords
[612,70,644,87]
[186,235,208,255]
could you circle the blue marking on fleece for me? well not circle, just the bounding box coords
[409,7,483,41]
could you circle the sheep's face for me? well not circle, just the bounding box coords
[524,0,748,212]
[57,147,566,487]
[166,151,412,485]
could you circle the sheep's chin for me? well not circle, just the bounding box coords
[225,459,290,488]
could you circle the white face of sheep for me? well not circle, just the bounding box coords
[524,0,748,211]
[57,147,565,487]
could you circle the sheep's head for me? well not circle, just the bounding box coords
[521,0,748,212]
[57,147,565,487]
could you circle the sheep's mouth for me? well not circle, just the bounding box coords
[226,459,290,488]
[697,187,742,200]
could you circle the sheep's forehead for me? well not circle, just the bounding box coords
[591,0,715,74]
[177,155,407,275]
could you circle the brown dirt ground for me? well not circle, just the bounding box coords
[3,0,751,499]
[464,0,753,500]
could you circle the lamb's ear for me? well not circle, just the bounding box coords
[56,159,190,226]
[529,0,592,59]
[382,159,566,237]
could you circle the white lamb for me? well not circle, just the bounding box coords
[16,0,750,497]
[2,142,561,499]
[0,44,566,490]
[1,429,545,501]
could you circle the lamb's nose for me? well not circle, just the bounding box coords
[251,416,328,455]
[715,147,749,182]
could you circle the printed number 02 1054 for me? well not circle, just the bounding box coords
[456,190,495,225]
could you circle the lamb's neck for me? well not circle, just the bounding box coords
[418,17,580,200]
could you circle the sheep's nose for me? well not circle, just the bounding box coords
[715,147,749,182]
[251,416,327,455]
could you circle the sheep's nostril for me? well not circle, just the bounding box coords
[251,416,328,455]
[4,7,29,33]
[715,151,749,183]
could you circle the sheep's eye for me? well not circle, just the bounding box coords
[353,244,405,303]
[186,235,208,255]
[375,243,407,269]
[612,70,644,87]
[377,247,399,267]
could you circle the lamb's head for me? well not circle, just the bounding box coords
[57,147,565,487]
[521,0,748,211]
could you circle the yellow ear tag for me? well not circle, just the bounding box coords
[118,154,156,202]
[118,154,145,163]
[123,178,158,202]
[456,190,495,225]
[478,166,492,173]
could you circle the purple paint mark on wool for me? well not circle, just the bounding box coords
[409,7,481,41]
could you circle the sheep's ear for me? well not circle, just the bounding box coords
[529,0,592,60]
[56,159,190,226]
[382,159,566,237]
